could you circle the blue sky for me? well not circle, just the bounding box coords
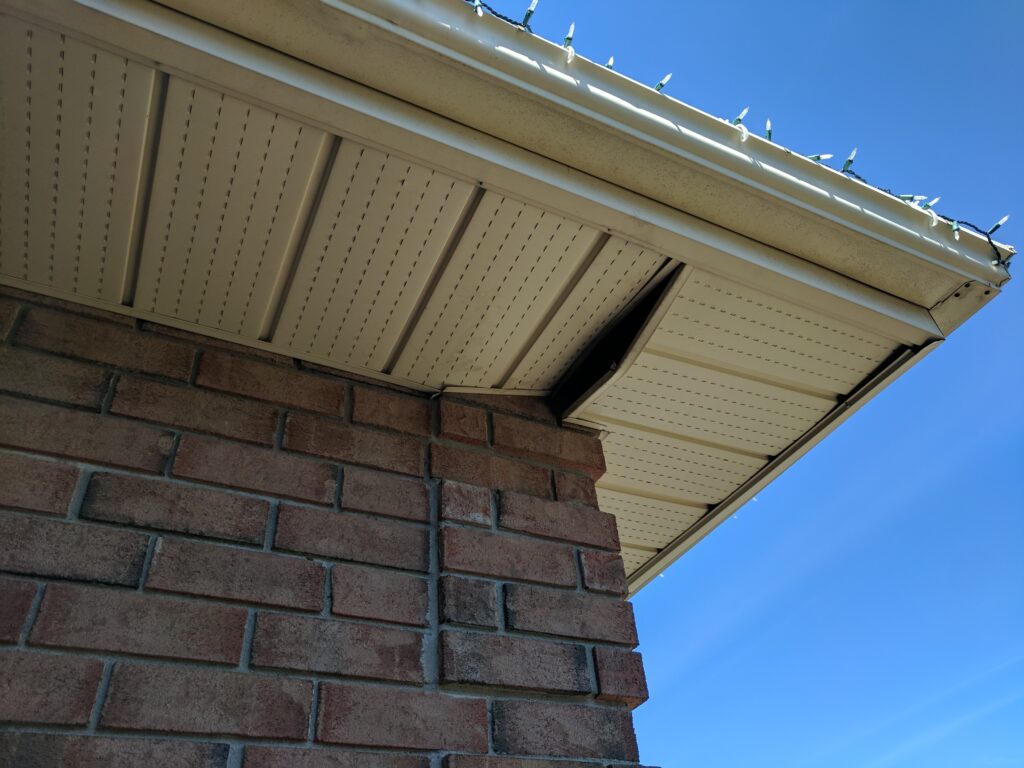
[485,0,1023,764]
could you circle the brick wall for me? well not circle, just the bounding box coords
[0,286,651,767]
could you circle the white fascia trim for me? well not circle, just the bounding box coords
[325,0,1012,284]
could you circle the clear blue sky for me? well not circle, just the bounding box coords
[485,1,1023,765]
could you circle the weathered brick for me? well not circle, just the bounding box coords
[82,473,268,544]
[30,583,247,663]
[0,513,149,586]
[0,452,80,515]
[505,585,638,645]
[341,466,428,522]
[500,492,619,550]
[0,577,36,642]
[141,321,292,364]
[353,386,430,436]
[492,700,638,761]
[431,444,550,498]
[441,631,590,694]
[331,562,427,626]
[554,471,599,507]
[276,505,427,572]
[251,613,423,683]
[441,481,491,527]
[0,297,19,341]
[146,538,324,611]
[0,734,229,768]
[101,664,311,739]
[197,351,344,414]
[0,395,173,472]
[440,575,496,628]
[449,393,555,423]
[441,527,576,586]
[492,414,605,477]
[445,758,594,768]
[580,549,628,595]
[439,400,487,445]
[318,684,487,751]
[245,747,428,768]
[0,650,103,725]
[16,308,193,379]
[111,376,278,445]
[0,346,108,407]
[173,434,336,504]
[285,413,423,476]
[594,646,649,708]
[0,287,135,325]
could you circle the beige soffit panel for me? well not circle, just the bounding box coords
[391,191,601,389]
[597,487,705,552]
[504,237,666,390]
[272,139,475,369]
[648,270,898,396]
[600,424,766,508]
[621,546,656,576]
[134,76,330,338]
[0,14,155,303]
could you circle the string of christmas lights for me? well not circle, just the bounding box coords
[464,0,1012,268]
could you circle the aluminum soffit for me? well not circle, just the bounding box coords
[0,2,992,589]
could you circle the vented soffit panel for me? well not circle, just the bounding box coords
[0,2,1003,590]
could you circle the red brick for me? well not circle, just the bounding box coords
[285,413,423,476]
[318,683,487,751]
[0,734,229,768]
[580,549,628,595]
[0,452,80,515]
[491,700,638,761]
[441,527,576,586]
[0,286,135,325]
[500,492,619,550]
[431,444,550,498]
[0,577,36,642]
[440,575,496,628]
[439,400,487,445]
[30,583,247,663]
[0,650,102,725]
[276,505,427,572]
[441,631,590,694]
[141,321,292,364]
[450,393,555,423]
[342,466,428,522]
[173,434,337,504]
[0,297,19,340]
[554,471,598,507]
[594,646,649,708]
[101,664,311,739]
[441,481,491,527]
[197,351,344,414]
[353,386,430,436]
[16,308,193,378]
[82,473,268,544]
[245,747,427,768]
[146,537,325,611]
[446,758,594,768]
[0,512,149,585]
[331,562,427,626]
[0,395,173,472]
[251,613,423,683]
[0,346,108,406]
[111,376,278,445]
[492,414,605,477]
[505,585,638,645]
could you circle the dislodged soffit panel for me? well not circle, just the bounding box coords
[134,77,331,338]
[0,16,156,304]
[575,267,907,583]
[272,139,475,370]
